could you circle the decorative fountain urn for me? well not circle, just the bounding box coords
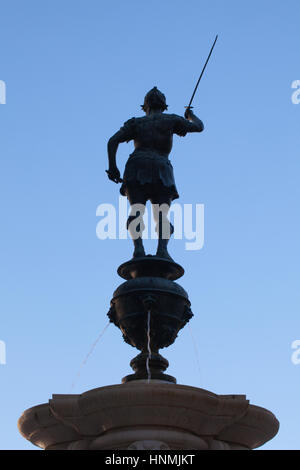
[108,256,193,383]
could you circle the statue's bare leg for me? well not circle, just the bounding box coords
[151,196,174,261]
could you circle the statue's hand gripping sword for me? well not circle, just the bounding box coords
[185,34,218,113]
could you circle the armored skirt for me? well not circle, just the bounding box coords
[120,149,179,201]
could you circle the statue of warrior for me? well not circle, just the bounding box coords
[106,87,204,260]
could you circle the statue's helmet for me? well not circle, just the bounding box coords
[141,86,168,112]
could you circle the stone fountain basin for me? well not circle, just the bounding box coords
[18,382,280,450]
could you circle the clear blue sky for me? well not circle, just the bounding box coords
[0,0,299,450]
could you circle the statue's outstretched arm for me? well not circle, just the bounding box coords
[173,111,204,137]
[184,108,204,133]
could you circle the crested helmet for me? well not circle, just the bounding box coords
[141,86,168,112]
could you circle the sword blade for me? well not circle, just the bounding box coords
[187,34,218,109]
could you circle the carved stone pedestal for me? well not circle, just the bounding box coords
[18,381,279,450]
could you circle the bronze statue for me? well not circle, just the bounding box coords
[107,87,204,260]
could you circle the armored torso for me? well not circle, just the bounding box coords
[118,113,192,200]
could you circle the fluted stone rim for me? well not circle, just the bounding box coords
[18,382,279,450]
